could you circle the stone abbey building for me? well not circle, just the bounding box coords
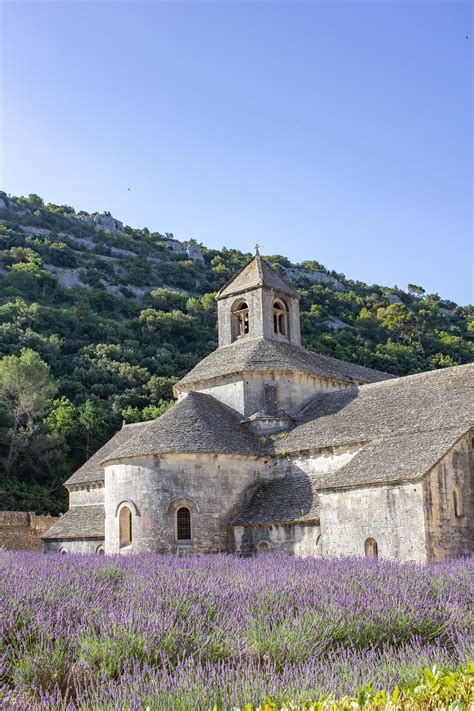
[43,253,474,561]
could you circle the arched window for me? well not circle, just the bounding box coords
[232,300,249,340]
[364,538,378,558]
[257,540,270,553]
[119,506,133,547]
[273,299,288,337]
[453,488,464,518]
[96,545,105,555]
[176,506,191,542]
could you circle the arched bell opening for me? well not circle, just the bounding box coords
[231,299,250,341]
[273,299,288,338]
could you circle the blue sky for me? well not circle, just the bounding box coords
[2,1,472,304]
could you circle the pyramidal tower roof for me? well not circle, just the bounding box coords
[216,249,298,300]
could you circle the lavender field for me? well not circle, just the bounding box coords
[1,552,473,709]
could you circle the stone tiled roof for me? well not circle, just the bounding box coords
[101,392,263,464]
[41,505,104,540]
[232,474,320,526]
[217,255,298,299]
[317,427,468,490]
[177,337,393,388]
[233,364,473,523]
[276,363,474,487]
[64,421,150,486]
[280,363,473,453]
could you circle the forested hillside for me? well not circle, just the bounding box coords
[0,191,472,514]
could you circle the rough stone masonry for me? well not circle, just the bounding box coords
[42,252,474,561]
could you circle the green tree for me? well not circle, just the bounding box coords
[407,283,426,298]
[0,348,57,478]
[45,396,77,437]
[78,400,106,460]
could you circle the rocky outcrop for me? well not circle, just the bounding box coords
[110,246,137,258]
[438,307,454,317]
[43,264,85,288]
[11,202,28,213]
[20,226,51,237]
[386,293,403,305]
[103,283,152,298]
[165,240,204,263]
[284,267,345,291]
[77,213,124,234]
[0,199,30,215]
[186,241,205,263]
[60,233,96,251]
[324,316,354,331]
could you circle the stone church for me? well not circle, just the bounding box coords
[43,253,474,561]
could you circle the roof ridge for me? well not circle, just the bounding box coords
[255,254,264,282]
[317,427,469,491]
[122,419,156,428]
[356,362,474,393]
[216,254,298,299]
[215,253,255,298]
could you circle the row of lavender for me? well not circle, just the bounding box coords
[1,552,472,709]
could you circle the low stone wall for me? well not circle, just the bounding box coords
[0,511,59,551]
[233,522,321,557]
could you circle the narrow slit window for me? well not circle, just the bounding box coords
[176,506,191,542]
[453,489,464,518]
[364,538,378,558]
[119,506,133,547]
[264,382,277,416]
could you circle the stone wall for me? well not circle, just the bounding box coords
[423,431,474,561]
[68,484,105,508]
[103,453,271,555]
[0,511,59,551]
[319,482,427,562]
[282,446,362,480]
[260,288,301,345]
[233,522,321,556]
[182,370,350,419]
[217,285,300,348]
[217,289,264,347]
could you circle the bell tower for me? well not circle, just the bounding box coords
[216,246,301,348]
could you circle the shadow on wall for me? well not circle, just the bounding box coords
[297,387,359,422]
[233,464,320,556]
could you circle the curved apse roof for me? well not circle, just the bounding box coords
[100,392,263,465]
